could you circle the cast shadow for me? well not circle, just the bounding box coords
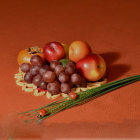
[100,52,121,66]
[100,52,131,82]
[107,64,131,82]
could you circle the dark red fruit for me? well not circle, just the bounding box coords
[43,71,56,83]
[30,65,40,76]
[32,74,42,86]
[65,62,75,69]
[58,73,69,83]
[20,63,32,73]
[39,68,47,76]
[76,77,87,88]
[68,81,74,88]
[39,81,47,90]
[43,42,65,62]
[47,81,60,95]
[55,65,64,75]
[24,72,33,83]
[71,73,82,85]
[61,83,71,93]
[65,66,75,75]
[50,60,60,71]
[30,55,43,66]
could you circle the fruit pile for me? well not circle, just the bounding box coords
[15,41,107,99]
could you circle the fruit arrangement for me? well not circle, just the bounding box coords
[15,41,107,99]
[16,41,140,122]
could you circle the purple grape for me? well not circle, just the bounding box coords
[30,65,40,76]
[43,71,56,83]
[30,55,43,66]
[71,73,82,85]
[24,72,33,83]
[58,72,69,83]
[61,83,71,94]
[39,81,47,90]
[50,60,60,71]
[47,81,60,95]
[55,65,64,75]
[20,63,32,73]
[32,74,42,86]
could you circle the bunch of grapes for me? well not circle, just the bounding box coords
[20,55,87,95]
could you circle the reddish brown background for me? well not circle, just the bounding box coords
[0,0,140,139]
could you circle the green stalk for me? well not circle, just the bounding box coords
[82,75,140,99]
[38,76,140,121]
[75,76,140,106]
[58,76,140,111]
[78,75,140,96]
[18,97,68,114]
[76,75,140,104]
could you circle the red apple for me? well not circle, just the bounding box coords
[76,54,106,81]
[43,42,65,62]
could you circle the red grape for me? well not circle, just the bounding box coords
[30,65,40,76]
[76,77,87,87]
[30,55,43,66]
[39,68,47,76]
[24,72,33,83]
[58,72,69,83]
[65,66,75,75]
[65,62,75,75]
[50,60,60,71]
[39,81,47,90]
[43,71,56,83]
[61,83,71,93]
[55,65,64,75]
[32,74,42,86]
[65,62,75,69]
[47,81,60,95]
[20,63,32,73]
[68,81,74,88]
[71,73,82,85]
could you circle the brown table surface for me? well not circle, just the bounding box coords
[0,0,140,139]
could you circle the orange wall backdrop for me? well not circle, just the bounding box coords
[0,0,140,139]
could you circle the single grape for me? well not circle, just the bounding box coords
[65,61,75,69]
[20,63,32,73]
[61,83,71,94]
[39,81,47,90]
[47,81,60,95]
[55,65,64,75]
[50,60,60,71]
[76,77,87,87]
[24,72,33,83]
[30,55,43,66]
[71,73,82,85]
[58,72,69,83]
[30,65,40,76]
[80,77,87,87]
[32,74,42,86]
[43,71,56,83]
[65,66,75,75]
